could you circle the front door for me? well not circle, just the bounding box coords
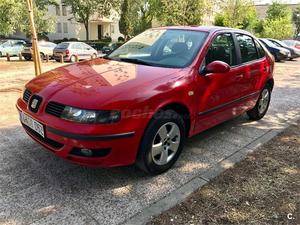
[98,25,102,40]
[194,33,243,133]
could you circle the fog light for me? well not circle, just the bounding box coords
[80,148,93,157]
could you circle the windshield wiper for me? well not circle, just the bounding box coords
[118,58,154,66]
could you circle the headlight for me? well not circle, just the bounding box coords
[61,106,121,124]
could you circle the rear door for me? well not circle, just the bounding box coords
[234,33,267,97]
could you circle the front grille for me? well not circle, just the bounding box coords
[45,102,65,117]
[23,89,32,102]
[22,124,64,149]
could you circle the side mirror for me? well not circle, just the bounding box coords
[201,61,230,75]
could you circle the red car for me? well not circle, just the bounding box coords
[17,27,274,174]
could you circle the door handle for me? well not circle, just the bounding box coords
[236,74,244,79]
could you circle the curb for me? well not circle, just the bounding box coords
[124,116,300,225]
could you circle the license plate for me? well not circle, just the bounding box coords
[20,111,45,138]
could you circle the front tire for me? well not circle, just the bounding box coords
[247,85,271,120]
[136,110,186,175]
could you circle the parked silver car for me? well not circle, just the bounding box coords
[53,42,98,62]
[22,41,57,60]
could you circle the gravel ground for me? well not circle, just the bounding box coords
[148,120,300,225]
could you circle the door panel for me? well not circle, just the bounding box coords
[195,33,245,133]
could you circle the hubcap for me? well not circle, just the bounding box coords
[258,89,270,115]
[151,122,181,166]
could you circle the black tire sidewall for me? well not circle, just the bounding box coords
[247,85,271,120]
[138,110,186,175]
[70,55,76,62]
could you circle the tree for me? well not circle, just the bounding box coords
[64,0,121,40]
[119,0,132,40]
[0,0,56,36]
[119,0,160,38]
[260,1,294,39]
[158,0,211,26]
[292,7,300,37]
[213,0,258,31]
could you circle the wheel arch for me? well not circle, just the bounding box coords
[266,78,274,91]
[156,102,191,137]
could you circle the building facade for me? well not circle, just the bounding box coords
[47,0,123,41]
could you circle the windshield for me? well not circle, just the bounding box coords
[261,39,277,48]
[275,40,289,48]
[108,29,208,68]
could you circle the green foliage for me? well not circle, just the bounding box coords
[0,0,56,36]
[213,0,257,31]
[292,7,300,37]
[64,0,121,40]
[119,0,132,40]
[259,1,294,39]
[158,0,211,26]
[266,1,291,20]
[119,0,160,38]
[260,18,294,39]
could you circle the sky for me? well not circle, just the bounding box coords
[254,0,300,4]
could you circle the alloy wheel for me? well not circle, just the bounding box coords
[258,88,270,115]
[151,122,181,166]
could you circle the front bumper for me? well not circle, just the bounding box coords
[16,98,147,167]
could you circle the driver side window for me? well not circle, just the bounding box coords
[205,33,237,66]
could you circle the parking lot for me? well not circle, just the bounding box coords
[0,58,300,225]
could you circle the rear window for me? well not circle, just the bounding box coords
[236,34,258,63]
[56,43,69,49]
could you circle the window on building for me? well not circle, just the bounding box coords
[205,33,237,66]
[57,23,62,33]
[62,5,67,16]
[236,34,258,63]
[55,5,60,16]
[63,23,68,33]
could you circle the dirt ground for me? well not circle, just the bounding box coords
[148,121,300,225]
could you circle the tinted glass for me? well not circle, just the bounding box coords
[236,34,257,63]
[56,42,69,49]
[254,40,265,58]
[205,33,237,66]
[109,29,208,68]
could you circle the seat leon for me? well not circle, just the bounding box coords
[17,26,274,175]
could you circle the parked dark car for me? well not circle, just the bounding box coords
[267,38,300,60]
[102,42,123,55]
[259,38,290,61]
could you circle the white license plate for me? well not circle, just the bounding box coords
[20,111,45,138]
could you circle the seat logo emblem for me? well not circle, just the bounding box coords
[31,99,39,109]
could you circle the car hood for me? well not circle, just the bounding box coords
[26,58,182,109]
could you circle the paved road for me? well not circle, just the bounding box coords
[0,59,300,225]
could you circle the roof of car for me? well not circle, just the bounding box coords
[155,26,251,34]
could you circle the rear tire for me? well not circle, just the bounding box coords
[136,110,186,175]
[247,85,271,120]
[24,56,32,61]
[70,55,76,63]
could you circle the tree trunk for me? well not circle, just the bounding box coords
[84,22,89,41]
